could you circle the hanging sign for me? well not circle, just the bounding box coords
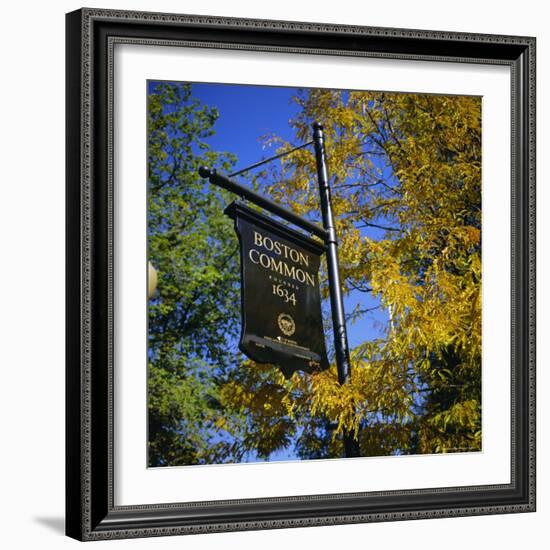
[225,201,329,378]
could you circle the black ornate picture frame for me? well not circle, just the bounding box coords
[66,8,536,541]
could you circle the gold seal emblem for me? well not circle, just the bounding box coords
[277,313,296,337]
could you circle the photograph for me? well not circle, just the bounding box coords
[146,81,482,467]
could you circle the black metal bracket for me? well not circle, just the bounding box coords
[198,166,328,242]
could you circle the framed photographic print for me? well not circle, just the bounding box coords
[65,7,536,541]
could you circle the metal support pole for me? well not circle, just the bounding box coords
[312,122,360,458]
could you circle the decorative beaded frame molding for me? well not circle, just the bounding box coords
[65,7,536,541]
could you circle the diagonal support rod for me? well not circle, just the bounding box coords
[229,140,314,178]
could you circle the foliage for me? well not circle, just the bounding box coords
[218,90,482,457]
[147,82,244,466]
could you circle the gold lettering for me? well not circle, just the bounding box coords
[280,242,290,259]
[283,263,296,280]
[253,231,263,247]
[289,248,300,263]
[248,233,316,287]
[269,257,283,275]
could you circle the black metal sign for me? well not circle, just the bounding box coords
[225,201,329,378]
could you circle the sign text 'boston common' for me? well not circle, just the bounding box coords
[225,201,329,378]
